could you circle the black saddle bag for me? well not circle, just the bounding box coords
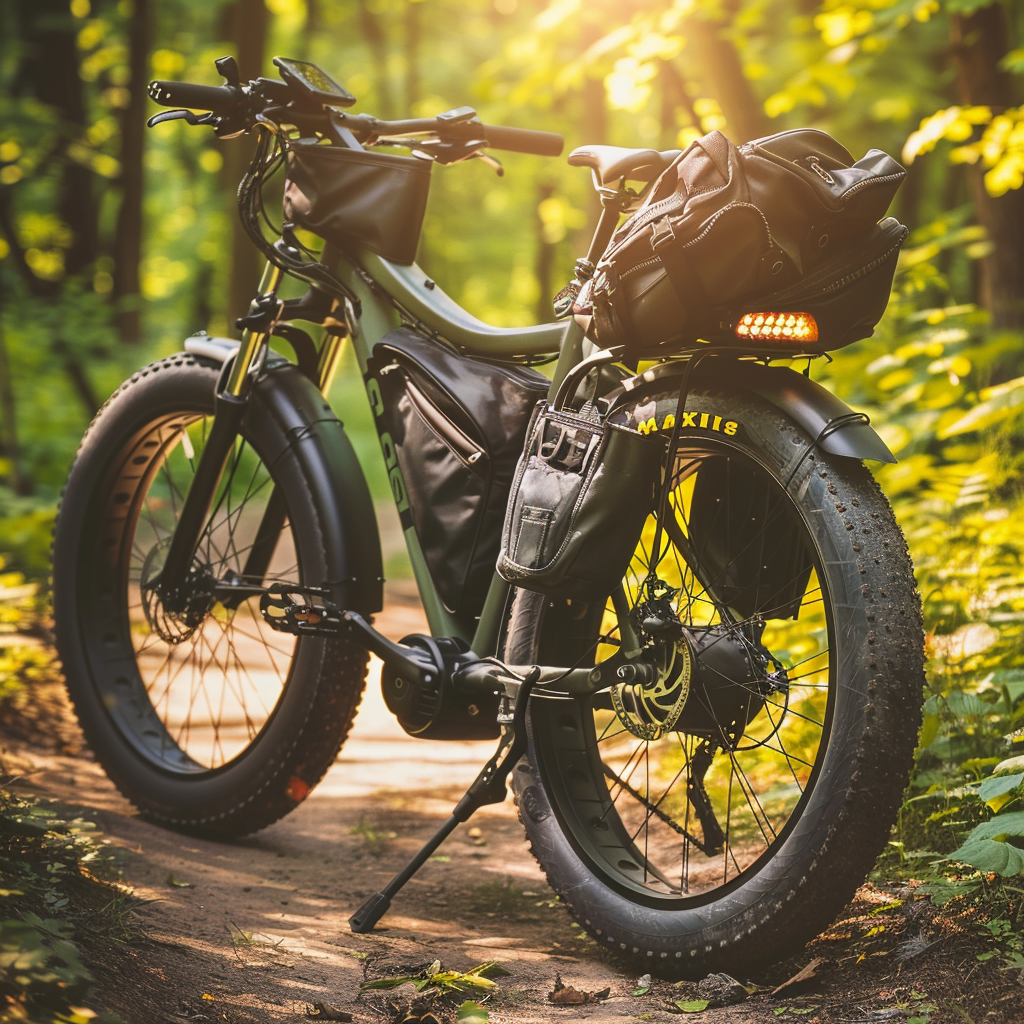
[589,128,907,358]
[369,328,549,616]
[497,399,663,602]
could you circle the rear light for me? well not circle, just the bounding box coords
[735,312,818,342]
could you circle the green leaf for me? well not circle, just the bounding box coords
[675,999,710,1013]
[961,810,1024,842]
[978,773,1024,806]
[456,1001,490,1024]
[360,976,418,990]
[948,838,1024,876]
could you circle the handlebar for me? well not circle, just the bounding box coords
[148,80,239,113]
[481,125,563,157]
[147,75,564,158]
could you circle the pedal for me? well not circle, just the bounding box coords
[259,584,344,636]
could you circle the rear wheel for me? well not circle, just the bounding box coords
[507,388,923,975]
[53,354,368,837]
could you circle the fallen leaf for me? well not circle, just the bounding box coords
[305,1003,352,1021]
[676,998,710,1012]
[771,958,825,997]
[548,973,610,1005]
[456,1000,490,1023]
[632,971,652,996]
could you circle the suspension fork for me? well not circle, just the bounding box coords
[226,323,350,596]
[155,262,284,611]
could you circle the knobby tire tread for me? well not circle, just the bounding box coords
[53,354,369,839]
[506,389,924,977]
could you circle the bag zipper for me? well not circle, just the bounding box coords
[405,378,486,467]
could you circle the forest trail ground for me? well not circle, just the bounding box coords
[4,585,1023,1024]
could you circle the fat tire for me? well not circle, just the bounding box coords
[506,387,924,977]
[52,354,368,838]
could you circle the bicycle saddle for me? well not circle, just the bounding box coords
[568,145,681,185]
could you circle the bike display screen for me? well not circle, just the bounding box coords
[273,58,356,107]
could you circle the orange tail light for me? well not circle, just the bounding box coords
[735,312,818,342]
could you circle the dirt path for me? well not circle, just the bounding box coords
[5,589,1024,1023]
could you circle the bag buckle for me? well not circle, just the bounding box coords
[538,423,598,472]
[650,217,676,250]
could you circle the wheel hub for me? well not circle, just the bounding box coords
[613,579,788,742]
[140,540,217,645]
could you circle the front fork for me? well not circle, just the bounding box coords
[157,262,347,610]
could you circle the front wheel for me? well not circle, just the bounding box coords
[53,354,368,837]
[506,388,924,976]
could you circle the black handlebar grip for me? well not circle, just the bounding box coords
[481,124,564,157]
[148,80,238,112]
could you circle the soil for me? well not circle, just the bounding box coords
[3,587,1024,1024]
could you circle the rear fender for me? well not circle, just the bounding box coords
[606,359,895,464]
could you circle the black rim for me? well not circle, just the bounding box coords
[81,406,305,774]
[532,436,836,908]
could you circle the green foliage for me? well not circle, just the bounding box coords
[361,959,504,994]
[0,783,124,1022]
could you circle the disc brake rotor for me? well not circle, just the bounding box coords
[140,539,216,645]
[611,639,692,740]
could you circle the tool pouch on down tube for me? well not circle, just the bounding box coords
[497,392,663,602]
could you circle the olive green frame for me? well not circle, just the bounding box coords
[321,243,590,657]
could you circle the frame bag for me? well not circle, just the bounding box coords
[589,129,908,359]
[370,329,549,616]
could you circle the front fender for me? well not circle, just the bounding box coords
[606,359,895,464]
[185,335,383,614]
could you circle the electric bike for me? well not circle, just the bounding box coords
[51,55,925,975]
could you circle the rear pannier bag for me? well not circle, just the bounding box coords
[589,128,907,358]
[496,402,663,602]
[369,328,549,615]
[283,143,432,265]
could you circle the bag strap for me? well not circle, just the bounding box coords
[649,218,711,314]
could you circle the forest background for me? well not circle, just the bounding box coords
[2,0,1024,974]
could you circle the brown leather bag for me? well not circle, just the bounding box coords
[589,129,907,358]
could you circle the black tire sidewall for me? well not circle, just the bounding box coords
[53,354,334,832]
[508,388,923,972]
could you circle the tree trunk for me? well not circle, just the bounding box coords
[688,1,770,144]
[113,0,152,346]
[404,0,421,115]
[534,181,556,325]
[0,283,32,496]
[952,3,1024,330]
[359,0,394,119]
[222,0,268,329]
[10,0,99,414]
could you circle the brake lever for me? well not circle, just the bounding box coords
[146,109,217,128]
[473,151,504,177]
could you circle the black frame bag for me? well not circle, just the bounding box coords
[590,128,907,358]
[370,328,549,615]
[497,401,663,602]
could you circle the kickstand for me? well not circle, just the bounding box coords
[349,666,540,933]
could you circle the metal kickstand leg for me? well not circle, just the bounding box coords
[348,666,541,933]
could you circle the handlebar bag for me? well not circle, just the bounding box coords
[283,143,432,265]
[497,403,663,602]
[590,128,906,358]
[369,328,549,616]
